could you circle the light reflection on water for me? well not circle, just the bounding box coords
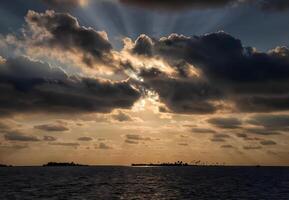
[0,166,289,199]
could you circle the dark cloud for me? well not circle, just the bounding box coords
[111,111,132,122]
[260,140,277,145]
[120,0,289,12]
[43,136,57,141]
[132,34,154,56]
[133,32,289,114]
[140,68,222,114]
[4,131,40,142]
[78,137,93,141]
[34,123,69,132]
[260,0,289,11]
[207,117,242,129]
[25,10,113,68]
[0,56,140,116]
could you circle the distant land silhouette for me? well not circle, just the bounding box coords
[0,164,13,167]
[132,161,197,167]
[43,162,88,167]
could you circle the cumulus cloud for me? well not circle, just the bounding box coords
[3,11,289,116]
[130,32,289,114]
[139,68,222,114]
[0,56,140,116]
[24,10,114,69]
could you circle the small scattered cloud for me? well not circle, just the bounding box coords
[260,140,277,146]
[125,134,152,141]
[78,137,93,141]
[191,128,216,134]
[211,138,226,143]
[34,122,69,132]
[244,128,281,136]
[95,142,113,149]
[111,111,133,122]
[235,133,260,141]
[43,136,57,141]
[178,143,188,146]
[207,117,242,129]
[243,146,262,150]
[125,139,139,144]
[220,144,234,148]
[49,142,80,147]
[4,131,40,142]
[211,133,230,143]
[247,115,289,131]
[0,144,29,150]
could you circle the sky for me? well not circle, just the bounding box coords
[0,0,289,166]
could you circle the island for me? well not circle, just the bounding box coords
[0,164,13,167]
[132,161,191,167]
[43,162,88,167]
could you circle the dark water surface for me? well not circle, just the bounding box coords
[0,166,289,199]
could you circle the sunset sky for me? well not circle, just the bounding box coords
[1,0,289,166]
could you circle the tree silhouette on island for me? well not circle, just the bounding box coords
[43,162,88,167]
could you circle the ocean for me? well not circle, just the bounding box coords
[0,166,289,199]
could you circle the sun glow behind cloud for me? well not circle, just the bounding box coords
[1,0,289,166]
